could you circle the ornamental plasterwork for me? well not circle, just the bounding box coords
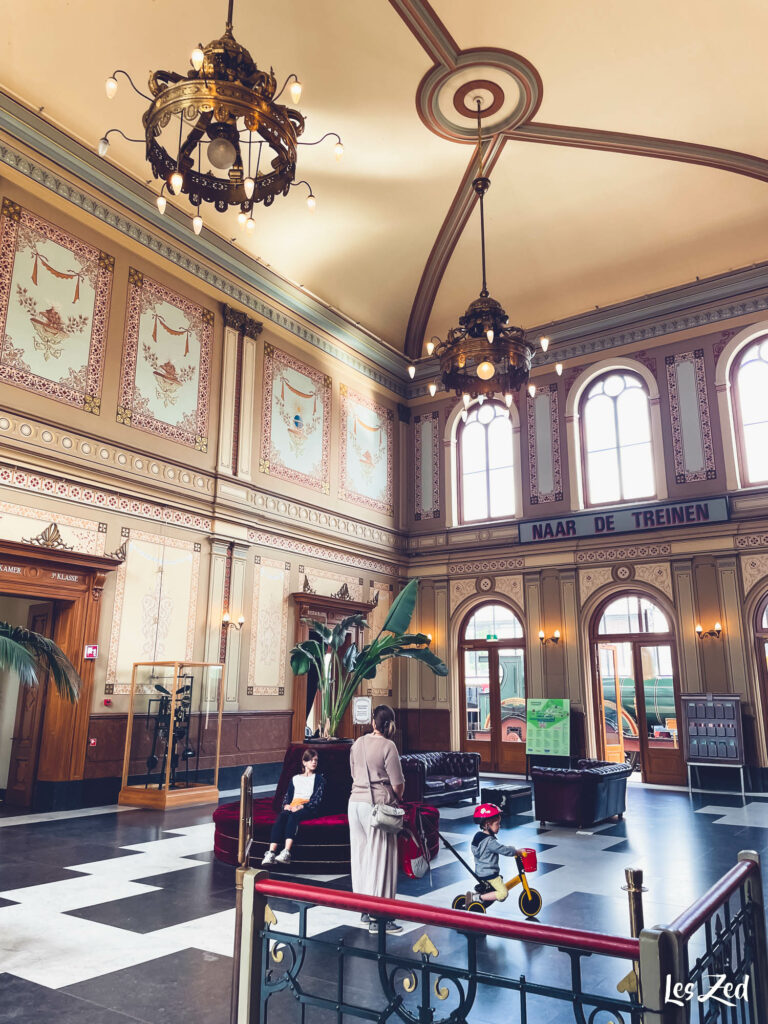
[495,574,525,608]
[247,528,400,578]
[248,489,399,551]
[665,350,716,483]
[450,578,476,610]
[735,534,768,549]
[0,409,215,496]
[575,544,672,563]
[0,499,106,554]
[448,557,524,576]
[741,554,768,596]
[634,562,673,600]
[414,411,440,520]
[578,568,613,601]
[248,557,290,696]
[304,566,362,601]
[527,384,563,504]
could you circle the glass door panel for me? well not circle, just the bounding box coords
[463,649,490,745]
[597,643,625,764]
[498,648,525,746]
[637,643,683,784]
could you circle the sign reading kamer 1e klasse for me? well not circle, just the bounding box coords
[518,497,729,544]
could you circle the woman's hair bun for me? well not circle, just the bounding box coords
[373,703,396,738]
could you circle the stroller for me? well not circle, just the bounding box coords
[441,831,543,918]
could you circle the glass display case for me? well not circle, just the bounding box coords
[118,661,224,810]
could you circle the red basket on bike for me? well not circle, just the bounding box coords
[518,848,537,873]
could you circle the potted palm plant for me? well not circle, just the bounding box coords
[0,621,80,701]
[289,578,447,739]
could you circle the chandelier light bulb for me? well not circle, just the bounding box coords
[540,336,550,353]
[246,216,256,233]
[556,362,563,376]
[97,136,110,157]
[192,214,203,235]
[426,340,435,356]
[486,328,494,343]
[476,360,496,380]
[307,193,316,211]
[334,142,344,161]
[191,46,205,72]
[243,176,255,199]
[208,136,237,170]
[504,393,513,407]
[170,170,184,193]
[428,382,437,397]
[528,383,537,398]
[237,210,247,226]
[105,76,118,99]
[408,365,416,379]
[461,410,468,423]
[290,79,303,104]
[478,395,485,405]
[462,393,470,408]
[156,195,167,215]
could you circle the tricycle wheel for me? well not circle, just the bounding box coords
[519,888,542,918]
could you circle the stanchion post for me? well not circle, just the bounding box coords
[738,850,768,1017]
[230,768,254,1024]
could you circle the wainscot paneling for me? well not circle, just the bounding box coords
[396,707,451,754]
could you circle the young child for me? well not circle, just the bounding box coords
[262,747,325,866]
[470,803,518,904]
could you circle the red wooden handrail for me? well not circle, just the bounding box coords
[668,859,755,938]
[254,878,640,959]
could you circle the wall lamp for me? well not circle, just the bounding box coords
[539,629,561,646]
[222,611,245,631]
[696,622,722,640]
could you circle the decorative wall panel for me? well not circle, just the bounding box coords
[248,557,290,695]
[247,528,398,576]
[578,567,614,602]
[414,411,440,519]
[495,574,524,608]
[741,554,768,596]
[528,384,562,503]
[259,343,331,493]
[118,269,212,450]
[665,350,716,483]
[0,198,112,412]
[303,567,362,601]
[0,499,106,554]
[107,530,201,694]
[449,579,476,611]
[339,384,394,515]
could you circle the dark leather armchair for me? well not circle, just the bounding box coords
[401,751,480,806]
[532,758,632,828]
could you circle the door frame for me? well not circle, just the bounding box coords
[589,590,685,785]
[458,601,527,773]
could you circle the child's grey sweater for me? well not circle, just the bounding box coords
[470,829,518,879]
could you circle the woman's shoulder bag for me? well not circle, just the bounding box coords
[362,735,405,835]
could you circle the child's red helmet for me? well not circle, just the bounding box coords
[473,803,501,821]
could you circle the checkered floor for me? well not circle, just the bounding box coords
[0,780,765,1022]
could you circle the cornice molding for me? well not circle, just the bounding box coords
[0,92,407,395]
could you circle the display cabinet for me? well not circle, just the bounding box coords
[118,661,224,809]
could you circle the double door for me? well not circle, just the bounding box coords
[595,639,684,785]
[461,643,526,773]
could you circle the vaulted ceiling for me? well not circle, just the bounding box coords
[3,0,768,359]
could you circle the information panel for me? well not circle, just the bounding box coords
[526,698,571,757]
[680,694,744,767]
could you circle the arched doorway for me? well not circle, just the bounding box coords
[590,592,684,785]
[753,594,768,715]
[459,602,526,773]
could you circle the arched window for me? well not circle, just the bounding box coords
[580,372,655,506]
[731,338,768,485]
[457,401,516,522]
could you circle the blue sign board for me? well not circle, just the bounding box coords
[518,497,729,544]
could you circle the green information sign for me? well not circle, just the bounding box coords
[526,699,571,756]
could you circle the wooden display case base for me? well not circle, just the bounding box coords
[118,783,220,810]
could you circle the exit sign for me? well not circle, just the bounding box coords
[84,644,98,660]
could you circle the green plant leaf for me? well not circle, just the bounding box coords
[301,619,332,643]
[396,647,449,675]
[0,635,38,687]
[382,578,419,634]
[342,643,358,671]
[330,615,369,651]
[0,622,81,702]
[289,639,325,680]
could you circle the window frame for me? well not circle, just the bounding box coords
[731,338,768,487]
[456,399,517,525]
[578,370,656,508]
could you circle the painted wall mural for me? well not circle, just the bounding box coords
[259,343,331,493]
[339,384,394,516]
[118,269,212,450]
[528,384,562,503]
[665,350,716,483]
[414,411,440,520]
[0,198,113,413]
[247,556,290,696]
[107,530,201,694]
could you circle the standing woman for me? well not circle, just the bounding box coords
[262,747,325,865]
[348,704,405,934]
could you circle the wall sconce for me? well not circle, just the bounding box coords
[695,622,722,640]
[539,629,561,646]
[222,611,245,631]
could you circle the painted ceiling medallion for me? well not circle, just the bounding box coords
[98,0,343,232]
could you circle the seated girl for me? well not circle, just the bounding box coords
[262,747,326,865]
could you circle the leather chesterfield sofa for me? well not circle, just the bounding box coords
[401,751,480,807]
[532,758,632,828]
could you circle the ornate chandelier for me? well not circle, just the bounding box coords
[98,0,343,234]
[410,100,561,405]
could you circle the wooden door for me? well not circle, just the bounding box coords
[596,643,625,764]
[5,602,54,807]
[635,643,685,786]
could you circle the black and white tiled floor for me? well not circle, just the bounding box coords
[2,780,767,1022]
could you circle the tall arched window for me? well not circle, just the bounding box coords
[732,338,768,485]
[457,401,516,522]
[580,372,655,506]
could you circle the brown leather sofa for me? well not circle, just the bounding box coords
[532,758,632,828]
[401,751,480,807]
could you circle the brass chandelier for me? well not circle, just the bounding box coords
[410,100,562,405]
[98,0,343,234]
